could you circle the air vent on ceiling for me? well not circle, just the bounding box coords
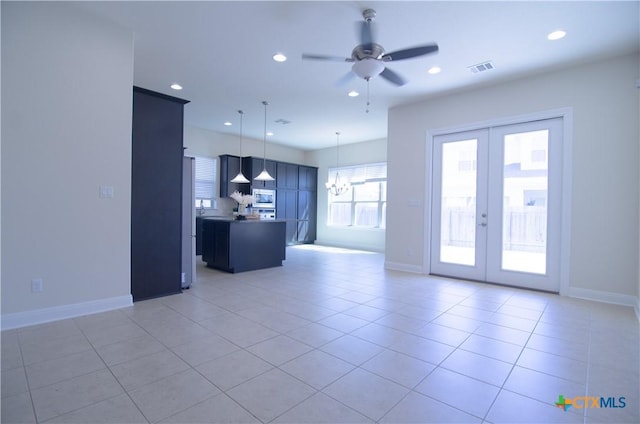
[468,61,495,74]
[274,118,291,125]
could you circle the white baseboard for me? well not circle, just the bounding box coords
[1,295,133,331]
[567,286,638,311]
[384,261,424,274]
[313,241,384,253]
[380,265,639,323]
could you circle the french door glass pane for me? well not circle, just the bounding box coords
[502,130,548,274]
[440,140,477,266]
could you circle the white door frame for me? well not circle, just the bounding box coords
[424,108,573,295]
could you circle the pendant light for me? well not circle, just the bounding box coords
[230,110,250,184]
[254,100,275,181]
[326,131,350,195]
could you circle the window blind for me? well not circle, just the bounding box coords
[194,156,217,199]
[328,162,387,183]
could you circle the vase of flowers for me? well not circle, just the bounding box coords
[229,191,255,220]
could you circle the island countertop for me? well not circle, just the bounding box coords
[200,216,285,223]
[201,218,286,273]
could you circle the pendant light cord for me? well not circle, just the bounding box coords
[336,132,340,184]
[262,101,268,170]
[238,110,243,167]
[336,131,341,169]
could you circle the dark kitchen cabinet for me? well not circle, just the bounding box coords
[131,87,189,302]
[276,189,298,244]
[275,164,318,244]
[220,154,318,245]
[298,165,318,191]
[276,162,298,189]
[219,154,249,197]
[202,219,286,273]
[244,157,277,189]
[195,216,204,256]
[297,189,317,243]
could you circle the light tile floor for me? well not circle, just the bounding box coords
[2,245,638,423]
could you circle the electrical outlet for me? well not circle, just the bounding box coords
[31,278,43,293]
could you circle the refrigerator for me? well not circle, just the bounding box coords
[182,156,196,288]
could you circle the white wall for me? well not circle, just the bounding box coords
[185,125,305,164]
[306,138,387,252]
[386,53,640,302]
[1,3,134,327]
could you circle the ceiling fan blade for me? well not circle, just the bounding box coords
[302,53,353,62]
[380,67,407,86]
[382,44,439,61]
[336,71,356,87]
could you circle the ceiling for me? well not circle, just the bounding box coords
[73,1,639,150]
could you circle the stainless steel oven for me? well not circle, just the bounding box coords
[252,188,276,209]
[256,208,276,220]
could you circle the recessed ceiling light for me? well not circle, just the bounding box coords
[428,66,441,75]
[223,122,232,126]
[273,53,287,62]
[170,83,183,90]
[547,30,566,41]
[348,91,360,97]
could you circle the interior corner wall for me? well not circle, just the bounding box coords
[1,2,134,325]
[386,52,640,300]
[305,138,387,252]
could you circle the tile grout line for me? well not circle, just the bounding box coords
[479,298,549,423]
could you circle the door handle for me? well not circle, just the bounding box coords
[479,212,487,227]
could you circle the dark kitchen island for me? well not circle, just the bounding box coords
[201,218,286,273]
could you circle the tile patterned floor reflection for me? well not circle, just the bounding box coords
[1,245,638,423]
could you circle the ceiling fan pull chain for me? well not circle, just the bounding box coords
[366,78,371,114]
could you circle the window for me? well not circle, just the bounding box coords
[194,156,217,208]
[327,163,386,228]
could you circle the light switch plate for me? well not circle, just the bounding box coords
[31,278,43,293]
[99,185,114,198]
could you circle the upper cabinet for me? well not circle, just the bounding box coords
[218,155,318,244]
[277,162,298,189]
[219,154,250,197]
[244,157,277,189]
[298,165,318,191]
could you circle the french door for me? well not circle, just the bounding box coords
[430,118,563,292]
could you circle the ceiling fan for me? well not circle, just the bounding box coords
[302,8,439,86]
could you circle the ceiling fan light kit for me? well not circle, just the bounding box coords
[302,8,439,87]
[352,58,385,80]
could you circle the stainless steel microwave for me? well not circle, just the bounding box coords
[252,188,276,209]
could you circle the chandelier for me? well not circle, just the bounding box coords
[325,131,350,196]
